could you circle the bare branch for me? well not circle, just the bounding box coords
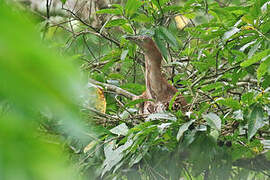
[89,79,137,99]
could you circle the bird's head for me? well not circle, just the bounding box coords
[125,35,155,51]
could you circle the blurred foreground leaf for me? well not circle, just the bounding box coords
[0,3,87,180]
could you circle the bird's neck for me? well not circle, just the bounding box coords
[144,46,164,100]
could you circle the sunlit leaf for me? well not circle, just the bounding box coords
[233,110,244,120]
[203,113,221,131]
[223,27,240,40]
[102,138,133,176]
[257,56,270,80]
[110,123,129,136]
[87,83,107,113]
[84,141,98,153]
[105,19,128,27]
[158,123,172,133]
[177,119,195,141]
[96,8,122,15]
[241,49,270,67]
[175,15,190,30]
[247,105,264,140]
[121,24,134,34]
[121,50,129,60]
[146,112,177,121]
[248,41,261,59]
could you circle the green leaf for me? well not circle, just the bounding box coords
[121,24,134,34]
[60,0,67,4]
[110,123,129,136]
[158,123,172,133]
[201,82,224,92]
[241,92,255,106]
[233,110,244,120]
[108,73,125,80]
[261,21,270,33]
[105,19,128,28]
[203,113,221,131]
[132,13,151,23]
[247,105,264,140]
[96,8,122,15]
[102,138,133,176]
[240,49,270,67]
[121,50,129,60]
[223,27,240,41]
[0,4,86,179]
[159,0,170,5]
[158,27,179,47]
[146,113,177,121]
[120,83,145,94]
[216,97,241,110]
[248,41,261,59]
[257,56,270,80]
[163,5,182,13]
[125,0,143,17]
[177,119,195,141]
[154,31,168,58]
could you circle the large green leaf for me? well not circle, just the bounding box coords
[158,26,179,47]
[154,30,168,58]
[110,123,129,136]
[120,49,129,60]
[247,105,264,140]
[60,0,67,4]
[203,113,221,131]
[125,0,143,17]
[101,138,133,176]
[223,27,240,41]
[177,119,196,141]
[105,19,128,27]
[241,49,270,67]
[257,56,270,80]
[0,4,85,180]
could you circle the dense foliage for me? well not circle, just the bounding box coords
[1,0,270,179]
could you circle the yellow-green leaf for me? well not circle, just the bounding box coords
[240,49,270,67]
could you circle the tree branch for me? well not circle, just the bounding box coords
[62,7,120,47]
[89,79,137,99]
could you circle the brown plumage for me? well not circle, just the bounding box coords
[127,35,187,114]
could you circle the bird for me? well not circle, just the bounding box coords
[126,35,187,114]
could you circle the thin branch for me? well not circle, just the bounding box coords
[62,7,120,47]
[89,79,137,99]
[82,35,98,61]
[204,64,240,79]
[198,89,225,115]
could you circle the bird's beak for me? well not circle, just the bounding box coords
[124,35,142,43]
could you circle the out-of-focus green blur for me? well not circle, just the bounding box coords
[0,2,85,180]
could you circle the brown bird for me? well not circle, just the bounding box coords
[126,35,187,114]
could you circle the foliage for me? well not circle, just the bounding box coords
[3,0,270,179]
[0,2,91,180]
